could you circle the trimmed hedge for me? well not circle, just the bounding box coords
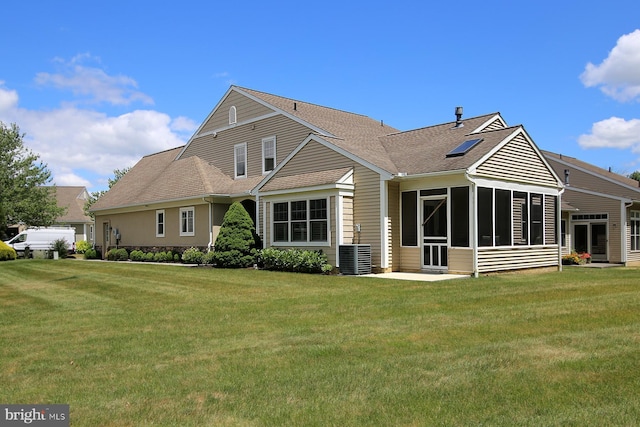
[106,248,129,261]
[0,241,17,261]
[260,248,332,274]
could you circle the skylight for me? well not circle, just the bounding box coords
[446,138,483,157]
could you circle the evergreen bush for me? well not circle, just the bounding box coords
[212,202,257,268]
[84,248,98,259]
[0,241,17,261]
[106,248,129,261]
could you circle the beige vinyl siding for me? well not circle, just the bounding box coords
[353,167,383,270]
[264,140,383,268]
[388,181,400,271]
[478,246,558,273]
[343,196,354,245]
[399,246,421,272]
[544,195,557,244]
[482,118,507,131]
[476,133,558,187]
[448,248,473,274]
[564,190,622,263]
[95,203,210,251]
[182,115,312,179]
[199,91,275,134]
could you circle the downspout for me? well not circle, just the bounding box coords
[557,188,565,272]
[203,197,214,251]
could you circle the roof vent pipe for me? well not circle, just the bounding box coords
[454,106,464,128]
[293,102,297,111]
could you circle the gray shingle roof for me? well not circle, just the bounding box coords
[52,186,92,223]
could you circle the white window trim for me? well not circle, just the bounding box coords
[234,142,247,179]
[156,209,165,238]
[631,211,640,252]
[262,136,276,175]
[229,106,237,125]
[270,196,331,247]
[180,207,195,237]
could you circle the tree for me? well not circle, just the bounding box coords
[212,202,257,268]
[0,122,66,239]
[84,167,131,218]
[628,171,640,183]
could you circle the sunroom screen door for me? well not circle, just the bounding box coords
[422,198,448,269]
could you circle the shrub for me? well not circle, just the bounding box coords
[50,238,70,259]
[0,241,17,261]
[182,247,204,264]
[106,248,128,261]
[174,254,181,262]
[130,250,145,261]
[212,202,257,268]
[153,251,174,263]
[84,248,98,259]
[202,250,216,265]
[145,252,155,262]
[75,240,91,254]
[260,248,329,274]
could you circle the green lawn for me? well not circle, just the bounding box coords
[1,260,639,426]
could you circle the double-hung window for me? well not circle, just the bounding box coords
[631,211,640,251]
[156,209,165,237]
[262,136,276,174]
[272,198,329,244]
[234,143,247,179]
[180,207,195,236]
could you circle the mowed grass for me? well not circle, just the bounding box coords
[1,260,639,426]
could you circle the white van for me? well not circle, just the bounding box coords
[4,227,76,257]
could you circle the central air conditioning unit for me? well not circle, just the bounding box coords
[339,244,371,275]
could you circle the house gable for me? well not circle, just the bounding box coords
[472,128,560,187]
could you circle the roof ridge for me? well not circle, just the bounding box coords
[235,86,374,119]
[382,112,501,137]
[142,145,184,159]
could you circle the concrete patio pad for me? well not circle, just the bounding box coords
[358,272,470,282]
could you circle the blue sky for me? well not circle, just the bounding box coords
[1,0,639,192]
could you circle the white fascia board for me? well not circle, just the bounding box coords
[549,155,640,197]
[564,185,633,203]
[253,134,393,195]
[175,86,236,161]
[469,113,507,133]
[469,176,562,195]
[233,87,336,138]
[468,126,564,188]
[311,136,395,180]
[258,183,354,198]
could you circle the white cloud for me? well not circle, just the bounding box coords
[35,54,154,106]
[0,61,197,191]
[578,117,640,152]
[580,29,640,102]
[0,81,19,113]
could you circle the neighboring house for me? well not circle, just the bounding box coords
[543,151,640,266]
[6,186,93,242]
[91,86,564,276]
[51,186,94,244]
